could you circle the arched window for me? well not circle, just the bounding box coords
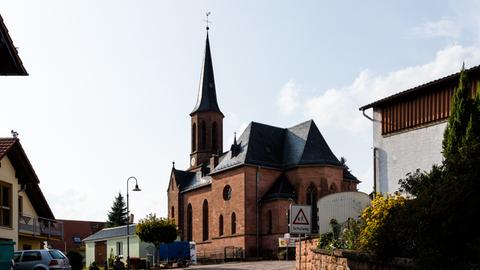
[212,122,218,153]
[307,184,318,233]
[219,215,224,236]
[192,123,197,152]
[202,200,209,241]
[231,212,237,234]
[171,206,175,219]
[329,183,337,193]
[187,204,192,241]
[267,210,272,234]
[200,121,206,150]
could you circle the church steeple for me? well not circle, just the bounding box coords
[189,27,224,170]
[190,33,223,116]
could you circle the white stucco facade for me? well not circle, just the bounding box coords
[373,109,447,194]
[84,234,154,267]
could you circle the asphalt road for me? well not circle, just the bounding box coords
[187,260,295,270]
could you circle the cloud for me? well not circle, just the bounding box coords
[283,45,480,135]
[277,80,300,115]
[411,18,460,39]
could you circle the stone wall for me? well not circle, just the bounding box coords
[296,238,412,270]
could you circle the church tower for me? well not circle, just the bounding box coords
[189,30,224,170]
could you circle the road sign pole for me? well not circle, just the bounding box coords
[299,234,302,270]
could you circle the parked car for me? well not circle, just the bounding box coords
[13,249,71,270]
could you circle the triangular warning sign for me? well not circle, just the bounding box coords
[293,209,309,225]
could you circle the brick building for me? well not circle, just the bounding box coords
[167,30,359,259]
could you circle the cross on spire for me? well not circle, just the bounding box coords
[205,12,212,31]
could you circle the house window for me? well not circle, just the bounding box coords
[18,196,23,215]
[202,200,209,241]
[0,181,12,227]
[116,241,123,256]
[219,215,224,236]
[231,212,236,234]
[187,204,192,241]
[72,236,82,244]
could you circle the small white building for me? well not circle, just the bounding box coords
[83,224,154,267]
[360,65,480,193]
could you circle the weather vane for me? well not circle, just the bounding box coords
[205,12,212,31]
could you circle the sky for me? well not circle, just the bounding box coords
[1,0,480,222]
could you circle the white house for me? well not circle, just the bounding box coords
[83,224,154,267]
[360,65,480,194]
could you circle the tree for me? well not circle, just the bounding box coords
[107,192,127,227]
[442,64,472,160]
[396,66,480,269]
[135,214,177,264]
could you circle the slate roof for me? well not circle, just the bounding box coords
[214,120,344,173]
[0,14,28,75]
[261,174,296,202]
[175,119,358,192]
[0,138,55,219]
[172,168,212,193]
[359,64,480,110]
[190,33,223,116]
[83,224,137,242]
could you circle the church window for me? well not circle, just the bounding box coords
[192,123,197,152]
[307,184,318,233]
[201,121,207,150]
[231,212,236,234]
[219,215,224,236]
[187,204,192,241]
[329,183,337,193]
[171,206,174,219]
[202,200,209,241]
[212,122,218,152]
[267,210,272,234]
[223,185,232,201]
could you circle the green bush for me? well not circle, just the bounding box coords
[66,251,83,270]
[318,218,362,250]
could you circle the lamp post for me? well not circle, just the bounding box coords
[126,176,141,270]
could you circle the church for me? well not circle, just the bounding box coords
[167,29,359,259]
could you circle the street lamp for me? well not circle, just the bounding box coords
[126,176,141,270]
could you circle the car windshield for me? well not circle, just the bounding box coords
[48,250,66,259]
[13,252,21,262]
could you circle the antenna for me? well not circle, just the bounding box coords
[204,12,212,30]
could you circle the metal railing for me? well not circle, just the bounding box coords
[18,214,64,240]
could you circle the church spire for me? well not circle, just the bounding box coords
[190,30,223,116]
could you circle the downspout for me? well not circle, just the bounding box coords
[361,108,378,197]
[255,166,260,258]
[373,147,378,198]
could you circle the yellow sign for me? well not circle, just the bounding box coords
[278,238,296,248]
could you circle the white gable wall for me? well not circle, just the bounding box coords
[373,109,446,193]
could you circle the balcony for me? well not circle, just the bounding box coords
[18,214,64,240]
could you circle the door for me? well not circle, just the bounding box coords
[94,241,107,266]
